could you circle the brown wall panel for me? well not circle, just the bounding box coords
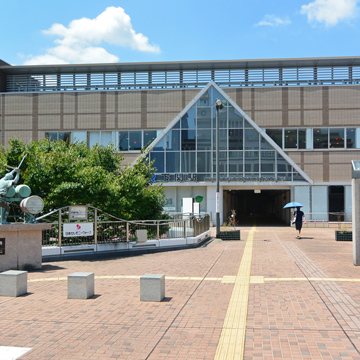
[147,90,183,113]
[329,164,352,182]
[106,114,116,129]
[5,94,33,115]
[4,116,32,130]
[38,115,61,130]
[78,114,101,129]
[304,164,324,182]
[63,115,75,129]
[118,113,142,129]
[38,94,61,114]
[253,111,282,127]
[288,111,301,126]
[288,88,301,109]
[303,88,322,110]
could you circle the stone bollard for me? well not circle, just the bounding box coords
[68,272,94,299]
[0,270,28,297]
[140,274,165,302]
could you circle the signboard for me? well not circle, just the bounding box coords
[0,238,4,255]
[158,173,291,183]
[183,198,194,213]
[63,223,93,237]
[161,173,197,182]
[163,207,176,211]
[69,206,88,221]
[194,202,200,215]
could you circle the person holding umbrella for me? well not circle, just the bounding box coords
[283,202,307,239]
[293,206,306,239]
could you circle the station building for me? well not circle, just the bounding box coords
[1,57,360,225]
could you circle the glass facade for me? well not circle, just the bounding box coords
[147,86,307,183]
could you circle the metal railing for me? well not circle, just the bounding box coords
[6,66,360,93]
[291,212,352,228]
[40,206,210,247]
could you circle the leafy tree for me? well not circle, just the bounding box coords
[3,138,167,221]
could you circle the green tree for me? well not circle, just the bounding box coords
[3,138,166,221]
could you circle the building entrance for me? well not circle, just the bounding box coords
[328,186,345,221]
[224,189,290,226]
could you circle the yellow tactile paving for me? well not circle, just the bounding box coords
[214,226,256,360]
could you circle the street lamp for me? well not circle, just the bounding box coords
[215,99,224,236]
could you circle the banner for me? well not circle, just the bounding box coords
[63,223,93,237]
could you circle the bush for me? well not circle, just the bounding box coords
[3,138,167,221]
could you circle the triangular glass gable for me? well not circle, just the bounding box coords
[146,82,312,184]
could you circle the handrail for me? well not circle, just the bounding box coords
[40,205,211,247]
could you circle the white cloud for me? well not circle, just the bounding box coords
[24,6,161,65]
[255,14,291,27]
[301,0,359,26]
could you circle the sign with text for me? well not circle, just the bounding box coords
[0,238,4,255]
[69,206,88,221]
[63,223,93,237]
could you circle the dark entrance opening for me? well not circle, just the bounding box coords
[224,189,290,226]
[328,186,344,221]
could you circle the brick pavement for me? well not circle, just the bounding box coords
[1,226,360,359]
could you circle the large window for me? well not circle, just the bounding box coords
[89,131,114,147]
[313,128,329,148]
[45,131,71,143]
[118,131,129,151]
[181,130,196,151]
[298,130,306,149]
[266,129,282,147]
[229,129,243,150]
[118,130,158,151]
[346,128,357,148]
[144,131,157,148]
[129,131,141,151]
[284,129,297,149]
[329,128,344,148]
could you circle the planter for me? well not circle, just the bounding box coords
[217,230,241,241]
[335,230,352,241]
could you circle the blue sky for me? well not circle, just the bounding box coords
[1,0,360,65]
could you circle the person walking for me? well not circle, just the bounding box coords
[293,206,306,239]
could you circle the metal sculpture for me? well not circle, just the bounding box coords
[0,155,44,224]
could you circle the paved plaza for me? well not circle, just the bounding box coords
[1,226,360,359]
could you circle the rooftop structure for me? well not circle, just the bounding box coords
[1,56,360,93]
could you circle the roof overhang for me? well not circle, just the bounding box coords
[1,56,360,75]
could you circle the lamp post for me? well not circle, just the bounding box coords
[215,99,224,236]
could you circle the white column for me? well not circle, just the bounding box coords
[352,178,360,265]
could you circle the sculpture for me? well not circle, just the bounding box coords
[0,155,43,224]
[0,168,20,224]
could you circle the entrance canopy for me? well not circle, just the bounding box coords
[140,81,312,185]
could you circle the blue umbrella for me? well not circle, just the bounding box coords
[283,202,304,209]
